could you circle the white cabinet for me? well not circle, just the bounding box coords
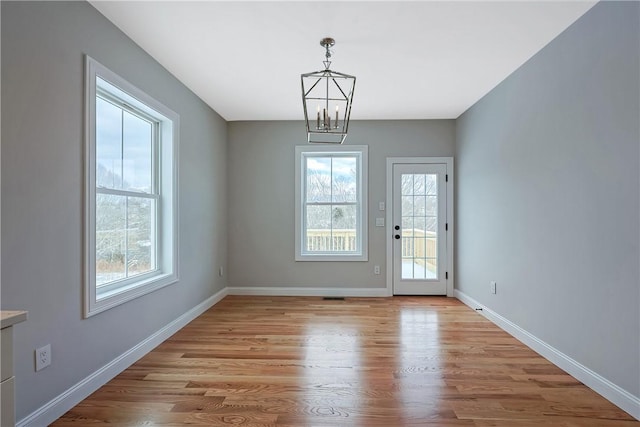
[1,311,27,427]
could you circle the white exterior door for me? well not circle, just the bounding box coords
[388,159,452,295]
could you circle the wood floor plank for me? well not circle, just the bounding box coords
[51,296,637,426]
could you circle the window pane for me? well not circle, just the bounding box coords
[297,147,366,260]
[332,157,357,203]
[96,193,126,286]
[331,204,356,230]
[332,204,356,252]
[127,196,155,276]
[306,205,331,252]
[306,157,331,202]
[96,97,123,189]
[123,111,153,193]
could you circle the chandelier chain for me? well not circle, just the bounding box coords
[320,37,335,70]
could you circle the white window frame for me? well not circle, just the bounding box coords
[295,145,368,261]
[84,56,179,317]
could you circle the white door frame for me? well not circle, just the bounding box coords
[385,157,454,297]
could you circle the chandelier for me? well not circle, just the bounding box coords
[301,37,356,144]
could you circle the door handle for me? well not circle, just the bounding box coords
[394,234,400,239]
[394,225,400,230]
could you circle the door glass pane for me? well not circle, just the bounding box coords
[401,196,414,216]
[401,174,413,195]
[425,217,437,233]
[401,173,438,280]
[426,174,437,195]
[401,238,415,279]
[426,238,438,278]
[415,259,427,279]
[413,237,425,258]
[425,258,437,279]
[401,217,413,238]
[413,174,426,195]
[414,196,425,216]
[426,195,437,216]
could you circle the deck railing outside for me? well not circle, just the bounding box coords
[306,228,436,264]
[306,229,357,252]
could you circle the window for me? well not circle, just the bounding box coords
[295,145,368,261]
[85,56,178,317]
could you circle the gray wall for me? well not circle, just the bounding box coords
[227,120,455,288]
[1,1,227,419]
[456,1,639,397]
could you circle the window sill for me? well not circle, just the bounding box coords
[296,254,368,262]
[86,272,178,318]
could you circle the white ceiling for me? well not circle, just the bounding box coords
[90,1,597,121]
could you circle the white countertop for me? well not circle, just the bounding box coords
[0,311,28,329]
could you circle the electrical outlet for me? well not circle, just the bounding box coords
[35,344,51,371]
[374,265,381,275]
[379,202,385,211]
[490,281,497,294]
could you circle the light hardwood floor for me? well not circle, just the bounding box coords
[52,296,637,426]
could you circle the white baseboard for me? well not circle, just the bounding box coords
[226,286,390,297]
[454,289,640,421]
[17,287,228,427]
